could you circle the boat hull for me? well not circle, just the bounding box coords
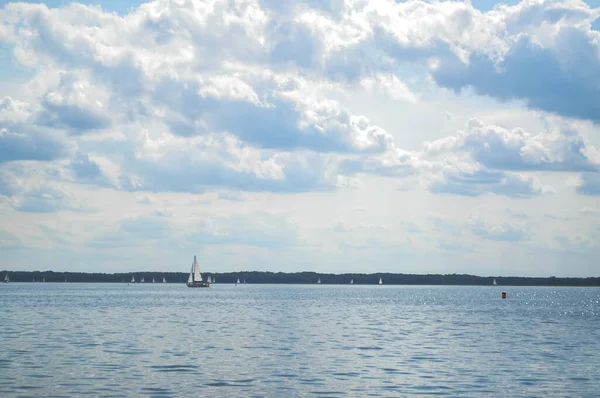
[187,281,210,288]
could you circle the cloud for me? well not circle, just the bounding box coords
[576,172,600,195]
[0,97,73,163]
[11,184,86,213]
[186,212,298,248]
[36,72,112,134]
[71,152,102,179]
[432,28,600,123]
[470,219,528,242]
[0,230,21,248]
[425,118,599,172]
[120,132,343,193]
[580,207,600,216]
[120,216,169,240]
[429,168,551,198]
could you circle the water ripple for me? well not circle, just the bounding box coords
[1,284,599,396]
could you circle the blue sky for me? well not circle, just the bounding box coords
[0,0,599,277]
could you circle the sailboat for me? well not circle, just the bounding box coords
[236,278,240,286]
[213,277,216,283]
[187,255,210,288]
[140,277,145,283]
[152,277,155,283]
[42,277,45,283]
[350,278,353,284]
[207,276,212,283]
[378,277,382,285]
[493,278,497,286]
[4,273,9,283]
[317,278,321,284]
[162,277,166,283]
[243,278,246,284]
[131,275,135,283]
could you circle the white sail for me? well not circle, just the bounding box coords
[152,277,155,283]
[350,278,353,284]
[131,276,135,283]
[188,261,194,284]
[493,278,497,286]
[378,277,382,285]
[141,277,145,283]
[4,274,9,282]
[243,278,246,284]
[317,278,321,284]
[42,277,45,283]
[193,256,202,282]
[213,277,216,283]
[207,276,212,283]
[237,278,240,284]
[162,277,166,283]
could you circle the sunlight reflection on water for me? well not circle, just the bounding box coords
[1,284,599,396]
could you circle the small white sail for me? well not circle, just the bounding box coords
[141,277,145,283]
[207,276,212,283]
[317,278,321,284]
[131,276,135,283]
[152,277,155,283]
[193,256,202,282]
[213,277,216,283]
[4,274,9,283]
[378,277,382,285]
[243,278,246,284]
[237,278,240,284]
[187,262,194,283]
[162,277,166,283]
[350,278,353,284]
[493,278,497,286]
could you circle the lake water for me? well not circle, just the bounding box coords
[1,284,599,397]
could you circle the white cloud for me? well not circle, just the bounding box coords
[0,0,599,276]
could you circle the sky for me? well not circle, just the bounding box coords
[0,0,599,277]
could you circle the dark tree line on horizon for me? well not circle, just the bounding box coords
[2,270,600,286]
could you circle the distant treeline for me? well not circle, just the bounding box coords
[2,270,600,286]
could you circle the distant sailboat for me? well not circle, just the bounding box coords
[140,277,145,283]
[187,255,210,288]
[152,277,155,283]
[236,278,240,286]
[162,277,166,283]
[378,277,382,285]
[317,278,321,284]
[493,278,497,286]
[4,273,9,283]
[42,277,45,283]
[131,275,135,283]
[213,277,216,283]
[243,278,246,284]
[207,276,212,283]
[350,278,353,284]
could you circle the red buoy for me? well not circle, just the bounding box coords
[502,291,507,299]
